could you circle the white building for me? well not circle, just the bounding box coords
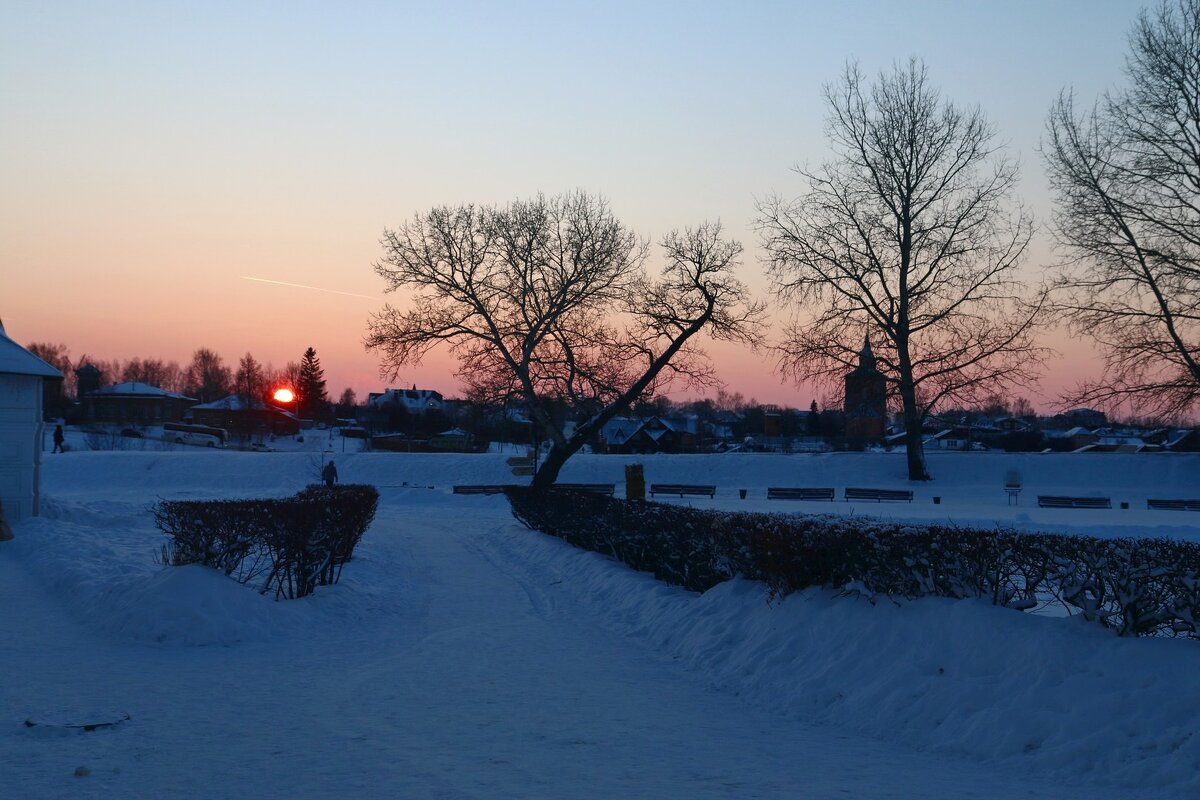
[0,321,63,524]
[366,387,445,414]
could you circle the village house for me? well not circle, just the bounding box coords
[366,387,445,414]
[600,415,698,454]
[77,381,196,425]
[189,395,300,437]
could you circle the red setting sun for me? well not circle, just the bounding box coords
[272,387,295,404]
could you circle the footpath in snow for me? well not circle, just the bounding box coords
[0,450,1197,798]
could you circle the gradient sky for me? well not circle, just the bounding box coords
[1,1,1142,410]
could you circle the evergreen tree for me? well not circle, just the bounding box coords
[297,347,328,419]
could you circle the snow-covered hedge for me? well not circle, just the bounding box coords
[155,484,379,599]
[506,488,1200,638]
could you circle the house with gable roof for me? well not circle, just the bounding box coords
[78,381,196,424]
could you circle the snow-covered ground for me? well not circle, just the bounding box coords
[2,449,1198,798]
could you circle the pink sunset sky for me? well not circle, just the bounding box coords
[2,2,1136,411]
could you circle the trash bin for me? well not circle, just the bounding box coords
[739,489,747,500]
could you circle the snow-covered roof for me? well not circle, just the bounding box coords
[367,388,445,409]
[601,416,641,445]
[87,381,194,400]
[191,394,290,413]
[0,322,63,378]
[1165,429,1195,448]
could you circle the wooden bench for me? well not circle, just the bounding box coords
[1037,495,1111,509]
[452,484,515,495]
[552,483,616,496]
[649,484,716,498]
[844,487,913,503]
[1147,498,1200,511]
[767,487,835,501]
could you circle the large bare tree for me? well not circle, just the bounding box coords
[1044,0,1200,419]
[365,191,764,488]
[183,348,232,404]
[759,60,1046,480]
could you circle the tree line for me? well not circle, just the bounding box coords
[365,0,1200,484]
[26,342,348,422]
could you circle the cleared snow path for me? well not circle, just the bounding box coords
[1,483,1156,799]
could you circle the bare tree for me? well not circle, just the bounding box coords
[1044,0,1200,420]
[183,348,231,404]
[366,191,764,488]
[759,60,1047,480]
[269,361,302,404]
[335,387,357,419]
[26,341,71,417]
[122,357,182,391]
[235,353,267,402]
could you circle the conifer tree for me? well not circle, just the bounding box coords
[297,347,328,420]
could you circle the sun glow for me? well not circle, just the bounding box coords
[273,387,295,404]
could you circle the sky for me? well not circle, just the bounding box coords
[1,1,1144,410]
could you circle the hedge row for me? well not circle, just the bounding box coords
[506,488,1200,639]
[156,484,379,599]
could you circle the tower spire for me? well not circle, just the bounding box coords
[858,333,876,370]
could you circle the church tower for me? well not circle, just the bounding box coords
[843,336,887,440]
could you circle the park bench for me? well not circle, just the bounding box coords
[767,487,835,501]
[649,484,716,498]
[843,487,914,503]
[1037,495,1111,509]
[452,484,515,495]
[1147,498,1200,511]
[552,483,616,496]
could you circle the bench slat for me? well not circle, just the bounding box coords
[452,485,513,495]
[1037,495,1111,509]
[844,487,913,503]
[553,483,616,496]
[649,484,716,498]
[767,487,835,501]
[1147,499,1200,511]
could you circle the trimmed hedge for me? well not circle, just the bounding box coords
[156,484,379,599]
[506,488,1200,639]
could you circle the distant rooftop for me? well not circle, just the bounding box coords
[87,381,194,400]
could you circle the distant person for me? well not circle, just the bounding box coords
[52,424,64,454]
[322,460,338,488]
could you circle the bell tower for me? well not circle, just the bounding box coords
[844,336,886,440]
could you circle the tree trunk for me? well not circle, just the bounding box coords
[898,379,930,481]
[531,443,571,490]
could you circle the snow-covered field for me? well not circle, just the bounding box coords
[2,449,1198,798]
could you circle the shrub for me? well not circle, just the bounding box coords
[506,488,1200,639]
[156,484,379,599]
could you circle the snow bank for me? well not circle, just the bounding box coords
[492,522,1200,794]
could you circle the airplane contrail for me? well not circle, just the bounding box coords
[240,275,377,300]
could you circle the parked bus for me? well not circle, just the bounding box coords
[163,422,227,448]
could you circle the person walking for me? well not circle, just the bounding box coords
[321,459,338,488]
[52,424,65,454]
